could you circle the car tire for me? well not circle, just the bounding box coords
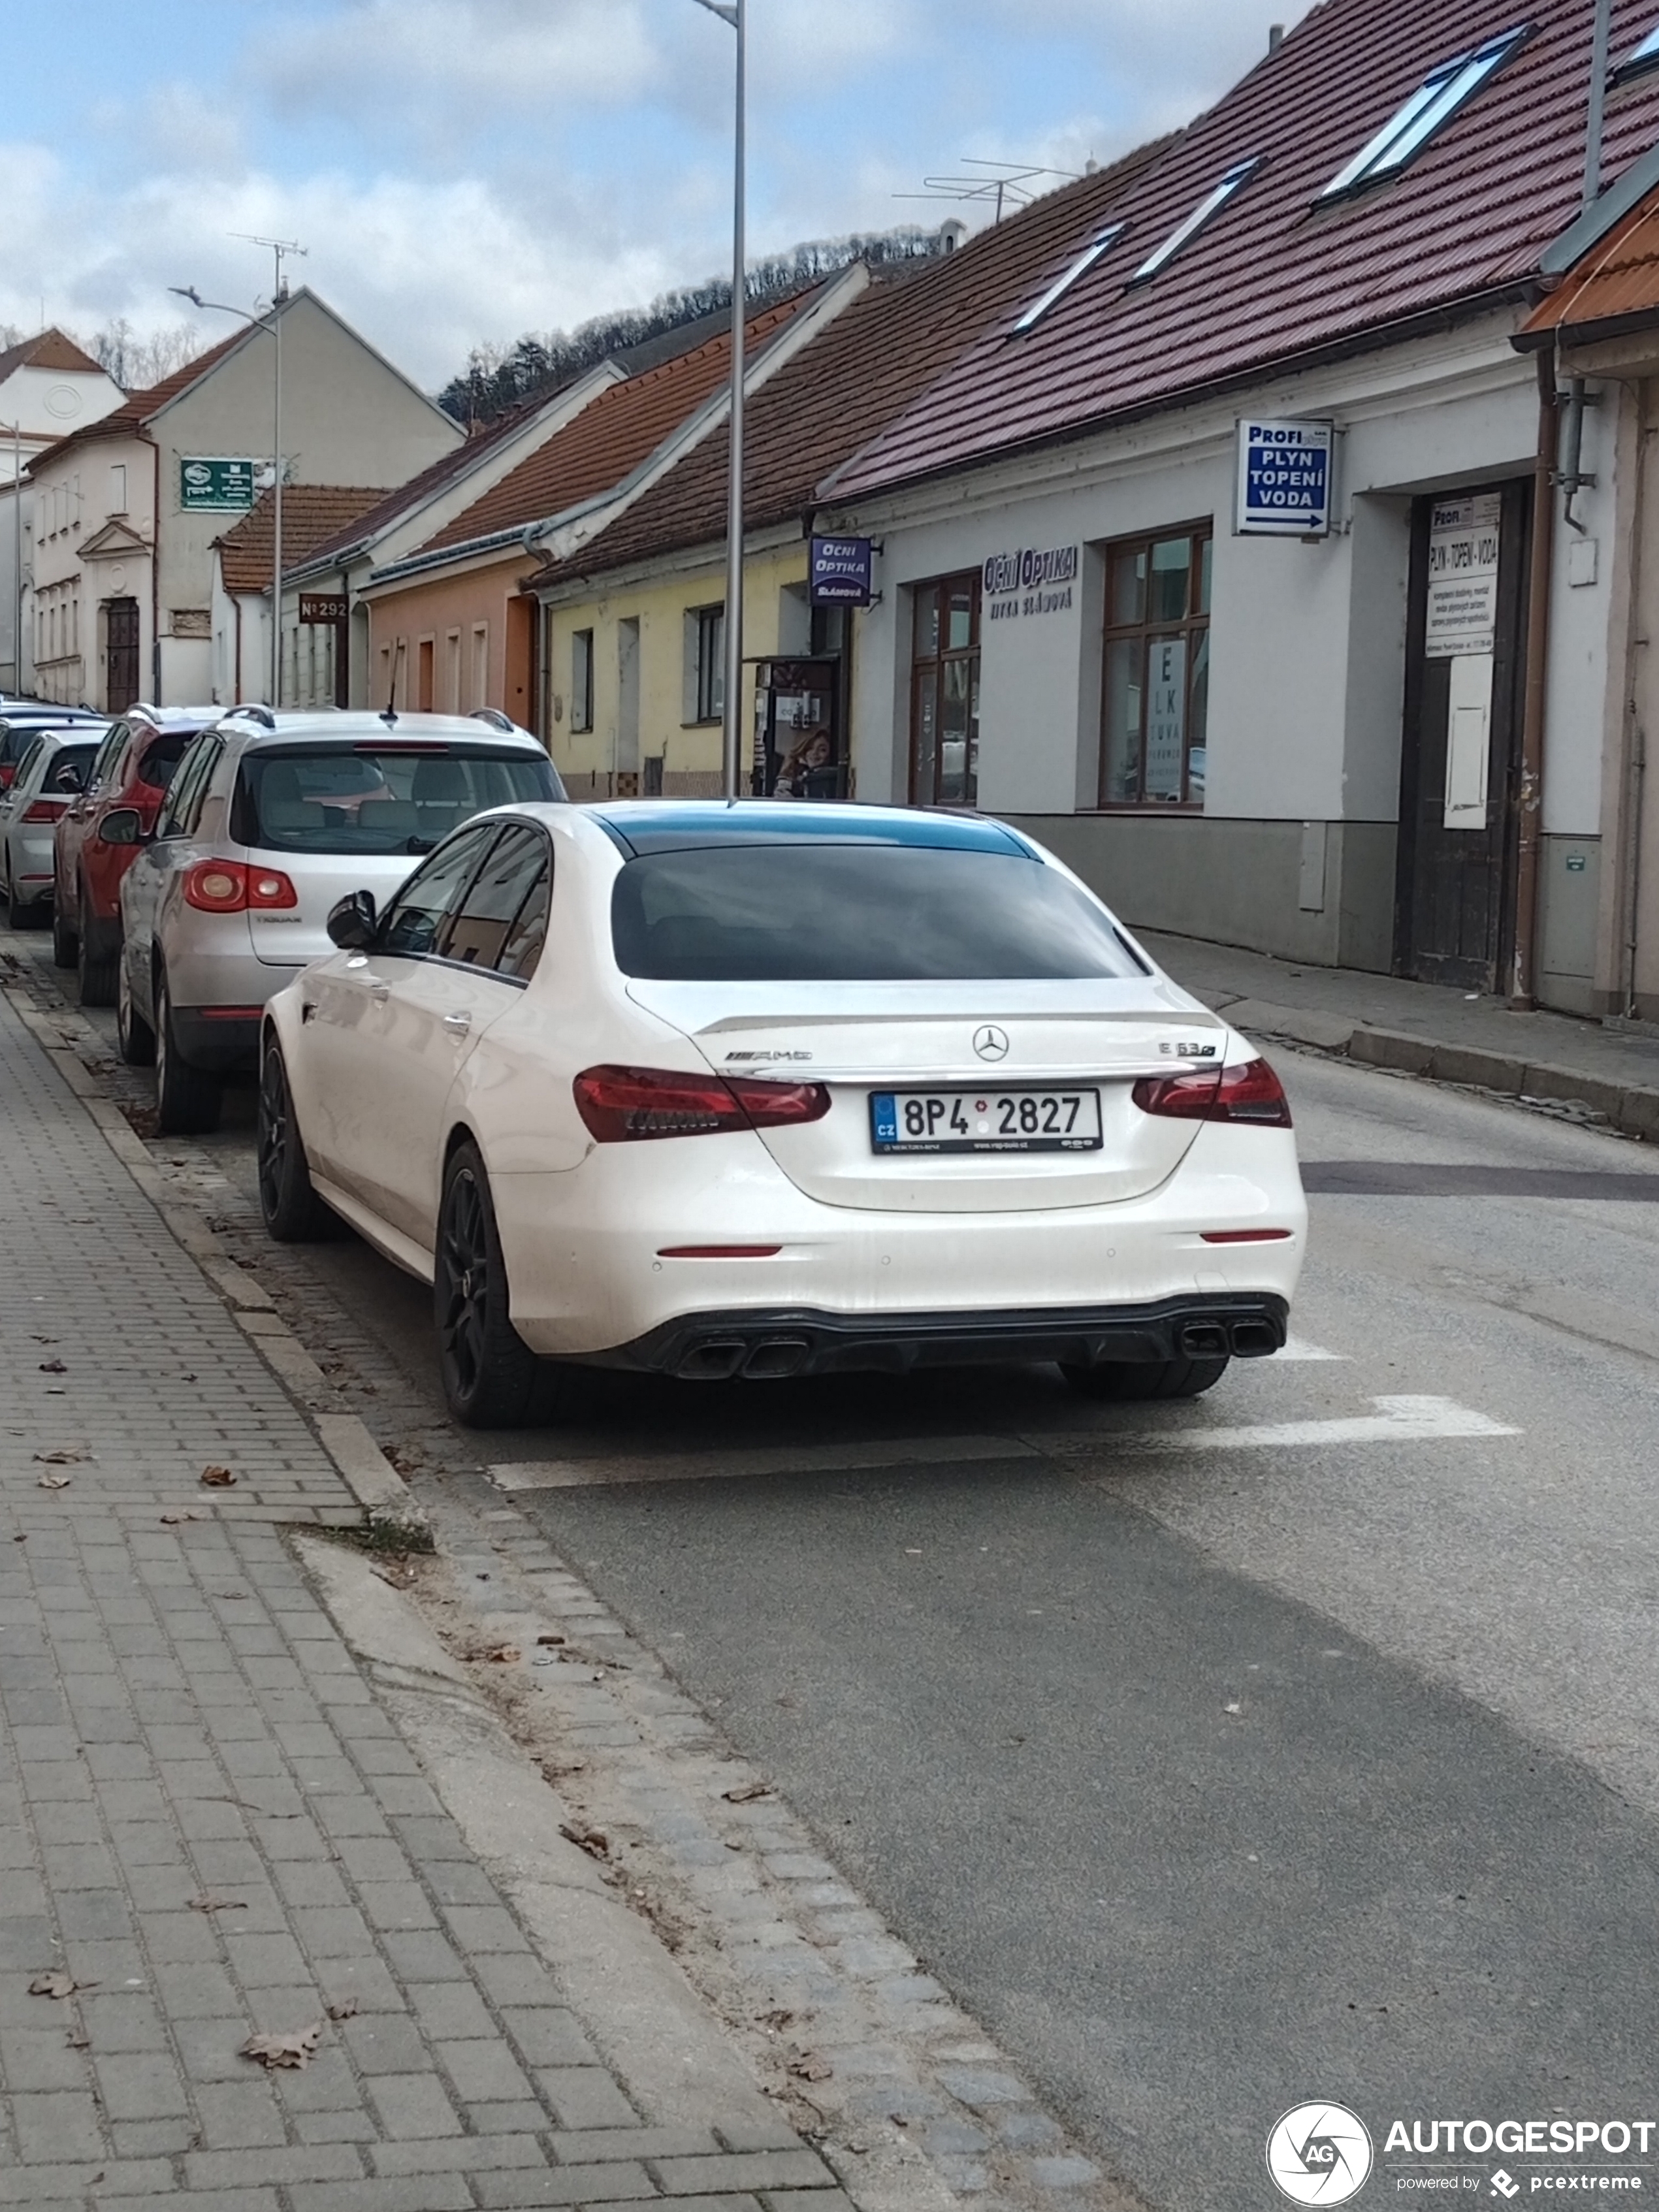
[153,970,222,1135]
[116,952,155,1068]
[257,1042,335,1241]
[77,892,118,1005]
[51,893,78,968]
[435,1140,562,1429]
[1059,1354,1231,1401]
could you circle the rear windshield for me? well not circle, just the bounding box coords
[231,745,556,856]
[611,844,1146,982]
[44,743,99,790]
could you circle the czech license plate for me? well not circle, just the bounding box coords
[870,1087,1103,1154]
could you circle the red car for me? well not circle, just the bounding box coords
[54,705,213,1003]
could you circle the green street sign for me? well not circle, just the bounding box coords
[180,457,258,511]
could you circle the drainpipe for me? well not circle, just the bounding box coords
[1620,383,1654,1018]
[1511,340,1560,1008]
[143,431,162,707]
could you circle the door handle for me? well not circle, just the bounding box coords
[442,1010,472,1034]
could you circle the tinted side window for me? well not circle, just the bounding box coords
[136,731,193,791]
[437,825,547,971]
[90,722,129,790]
[12,738,43,790]
[497,862,550,983]
[379,825,499,959]
[157,737,221,837]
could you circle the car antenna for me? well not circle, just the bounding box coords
[381,640,404,726]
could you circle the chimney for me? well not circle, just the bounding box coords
[1268,22,1285,50]
[938,219,968,253]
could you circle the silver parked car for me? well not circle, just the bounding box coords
[112,706,564,1134]
[0,730,101,927]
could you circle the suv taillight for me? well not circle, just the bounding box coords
[22,798,67,824]
[573,1065,831,1142]
[182,860,298,914]
[1132,1057,1293,1127]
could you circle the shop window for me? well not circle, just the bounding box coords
[570,629,593,732]
[1099,525,1212,808]
[909,573,980,808]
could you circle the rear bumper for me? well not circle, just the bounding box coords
[172,1010,262,1072]
[589,1293,1290,1381]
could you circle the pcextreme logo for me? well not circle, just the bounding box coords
[1267,2103,1375,2204]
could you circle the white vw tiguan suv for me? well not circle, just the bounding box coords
[112,705,563,1132]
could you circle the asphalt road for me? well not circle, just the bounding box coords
[16,923,1659,2211]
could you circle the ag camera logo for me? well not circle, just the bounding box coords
[1266,2102,1374,2205]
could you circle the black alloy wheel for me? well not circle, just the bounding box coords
[257,1043,334,1242]
[115,952,155,1067]
[1059,1354,1231,1401]
[434,1141,560,1429]
[77,892,118,1004]
[153,969,223,1136]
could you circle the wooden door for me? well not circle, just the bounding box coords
[1393,482,1530,989]
[105,598,139,713]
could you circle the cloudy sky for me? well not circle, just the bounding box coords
[7,0,1308,394]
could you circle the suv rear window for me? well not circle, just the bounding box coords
[231,745,556,856]
[611,844,1147,982]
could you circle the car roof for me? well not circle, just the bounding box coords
[579,800,1038,860]
[213,708,544,750]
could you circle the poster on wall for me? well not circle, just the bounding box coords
[1425,492,1501,658]
[179,458,258,511]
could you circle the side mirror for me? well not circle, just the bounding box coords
[326,889,378,950]
[98,807,145,847]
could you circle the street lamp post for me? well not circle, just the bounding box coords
[690,0,746,799]
[170,234,304,708]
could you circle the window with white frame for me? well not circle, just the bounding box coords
[570,629,594,732]
[694,605,725,723]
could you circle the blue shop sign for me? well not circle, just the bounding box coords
[1234,418,1335,537]
[809,535,874,605]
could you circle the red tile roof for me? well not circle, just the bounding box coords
[411,291,814,560]
[29,329,246,468]
[824,0,1659,503]
[216,487,388,594]
[1521,185,1659,340]
[532,138,1169,589]
[0,328,105,381]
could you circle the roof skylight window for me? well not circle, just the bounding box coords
[1013,224,1127,332]
[1319,29,1525,198]
[1615,23,1659,80]
[1128,160,1259,285]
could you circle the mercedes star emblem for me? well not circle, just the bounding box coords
[973,1025,1010,1062]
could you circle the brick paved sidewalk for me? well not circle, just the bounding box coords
[0,989,840,2210]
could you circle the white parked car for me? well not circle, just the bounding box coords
[258,801,1307,1428]
[110,706,564,1134]
[0,729,101,927]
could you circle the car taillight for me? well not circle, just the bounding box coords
[1132,1057,1293,1127]
[182,860,299,914]
[22,799,67,823]
[573,1065,831,1142]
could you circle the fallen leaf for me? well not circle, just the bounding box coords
[485,1645,521,1664]
[240,2022,322,2070]
[37,1474,71,1491]
[199,1465,237,1488]
[189,1894,247,1915]
[66,2028,90,2049]
[159,1513,202,1526]
[33,1447,88,1465]
[789,2054,834,2083]
[325,1997,359,2021]
[722,1782,772,1804]
[38,1359,67,1373]
[12,1533,26,1543]
[559,1822,610,1859]
[759,2008,796,2031]
[29,1970,87,2000]
[536,1632,566,1647]
[1222,1701,1244,1717]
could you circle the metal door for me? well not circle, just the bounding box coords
[1393,482,1530,990]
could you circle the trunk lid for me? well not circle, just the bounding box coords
[244,850,427,969]
[626,977,1230,1211]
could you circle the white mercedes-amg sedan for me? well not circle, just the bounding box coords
[257,801,1306,1427]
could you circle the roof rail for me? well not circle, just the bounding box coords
[130,700,161,720]
[470,707,515,733]
[231,703,277,729]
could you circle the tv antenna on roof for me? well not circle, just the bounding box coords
[896,157,1084,225]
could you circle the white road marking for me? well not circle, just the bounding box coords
[1276,1336,1347,1361]
[490,1434,1042,1490]
[1068,1395,1519,1458]
[492,1395,1516,1488]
